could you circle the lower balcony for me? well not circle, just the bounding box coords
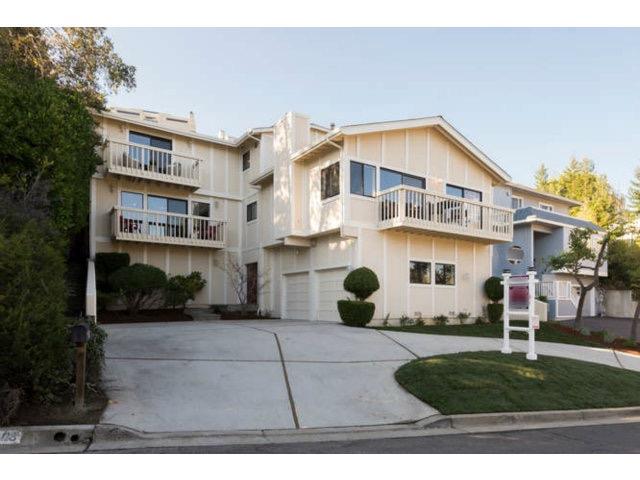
[377,186,513,243]
[111,206,226,249]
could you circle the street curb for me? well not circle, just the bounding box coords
[0,425,94,453]
[4,407,640,453]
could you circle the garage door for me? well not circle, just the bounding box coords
[317,268,349,321]
[284,272,310,319]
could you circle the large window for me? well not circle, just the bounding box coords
[435,263,456,286]
[350,161,376,197]
[511,196,523,209]
[146,195,188,238]
[539,203,554,212]
[246,201,258,222]
[121,191,143,209]
[242,151,250,171]
[128,131,173,173]
[410,261,431,284]
[446,184,482,202]
[380,167,425,191]
[321,162,340,200]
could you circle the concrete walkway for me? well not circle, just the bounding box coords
[100,320,640,434]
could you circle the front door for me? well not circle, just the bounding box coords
[246,263,258,305]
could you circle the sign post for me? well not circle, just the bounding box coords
[501,268,539,361]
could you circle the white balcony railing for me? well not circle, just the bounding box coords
[104,140,201,188]
[377,185,513,242]
[536,280,571,300]
[111,206,225,248]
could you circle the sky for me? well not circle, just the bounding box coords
[107,28,640,196]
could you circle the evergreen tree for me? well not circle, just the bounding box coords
[628,166,640,218]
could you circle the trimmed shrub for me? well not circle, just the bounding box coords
[487,303,504,323]
[433,314,448,326]
[109,263,167,315]
[95,252,130,292]
[165,272,207,310]
[86,323,107,385]
[484,277,504,302]
[343,267,380,301]
[337,300,375,327]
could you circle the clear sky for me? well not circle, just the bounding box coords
[107,28,640,196]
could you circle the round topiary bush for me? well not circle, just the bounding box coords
[487,303,504,323]
[337,300,376,327]
[484,276,504,302]
[343,267,380,301]
[109,263,167,315]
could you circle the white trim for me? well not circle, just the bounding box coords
[539,202,554,212]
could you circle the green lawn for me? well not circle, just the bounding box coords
[395,351,640,414]
[376,321,602,347]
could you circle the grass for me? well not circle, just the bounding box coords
[376,321,604,348]
[395,351,640,414]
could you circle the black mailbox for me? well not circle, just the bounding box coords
[70,323,91,344]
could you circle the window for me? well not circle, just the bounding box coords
[446,184,483,202]
[148,195,187,214]
[242,151,250,171]
[146,195,188,238]
[121,191,143,209]
[511,196,523,209]
[410,261,431,284]
[321,162,340,200]
[435,263,455,286]
[192,201,210,218]
[380,168,425,191]
[246,201,258,222]
[129,131,172,151]
[350,161,376,197]
[539,203,554,212]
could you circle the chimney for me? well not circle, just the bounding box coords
[217,129,228,140]
[188,111,196,131]
[330,122,336,130]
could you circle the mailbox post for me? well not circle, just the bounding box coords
[71,322,91,410]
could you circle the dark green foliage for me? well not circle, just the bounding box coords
[109,263,167,315]
[487,303,504,323]
[86,322,107,385]
[165,271,207,310]
[0,221,71,405]
[395,352,640,414]
[95,252,130,292]
[433,314,448,326]
[0,63,102,236]
[484,277,504,302]
[343,267,380,301]
[537,295,548,303]
[337,300,375,327]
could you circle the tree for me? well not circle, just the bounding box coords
[222,257,269,315]
[603,239,640,343]
[629,167,640,219]
[534,163,550,191]
[109,264,167,315]
[0,27,135,107]
[165,272,207,311]
[547,223,624,330]
[537,158,624,229]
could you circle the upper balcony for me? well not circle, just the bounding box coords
[377,185,513,243]
[103,140,202,189]
[111,206,225,249]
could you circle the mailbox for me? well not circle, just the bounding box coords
[70,323,91,344]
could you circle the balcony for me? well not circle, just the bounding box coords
[111,206,225,249]
[104,140,201,188]
[377,186,513,243]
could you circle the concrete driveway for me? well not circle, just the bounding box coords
[100,320,640,433]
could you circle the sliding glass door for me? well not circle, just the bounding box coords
[147,195,188,238]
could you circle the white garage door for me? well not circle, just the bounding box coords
[317,268,349,321]
[284,272,310,320]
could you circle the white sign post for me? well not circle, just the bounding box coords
[501,268,539,361]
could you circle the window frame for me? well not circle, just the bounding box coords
[409,260,432,285]
[246,201,258,222]
[321,162,341,200]
[446,183,483,202]
[129,131,173,151]
[350,161,376,198]
[539,202,554,212]
[434,262,456,286]
[380,167,426,191]
[242,151,251,171]
[191,200,211,218]
[511,195,523,209]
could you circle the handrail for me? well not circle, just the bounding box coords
[108,139,201,163]
[376,184,514,214]
[112,206,225,222]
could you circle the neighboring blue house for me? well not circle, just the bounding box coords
[492,183,605,319]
